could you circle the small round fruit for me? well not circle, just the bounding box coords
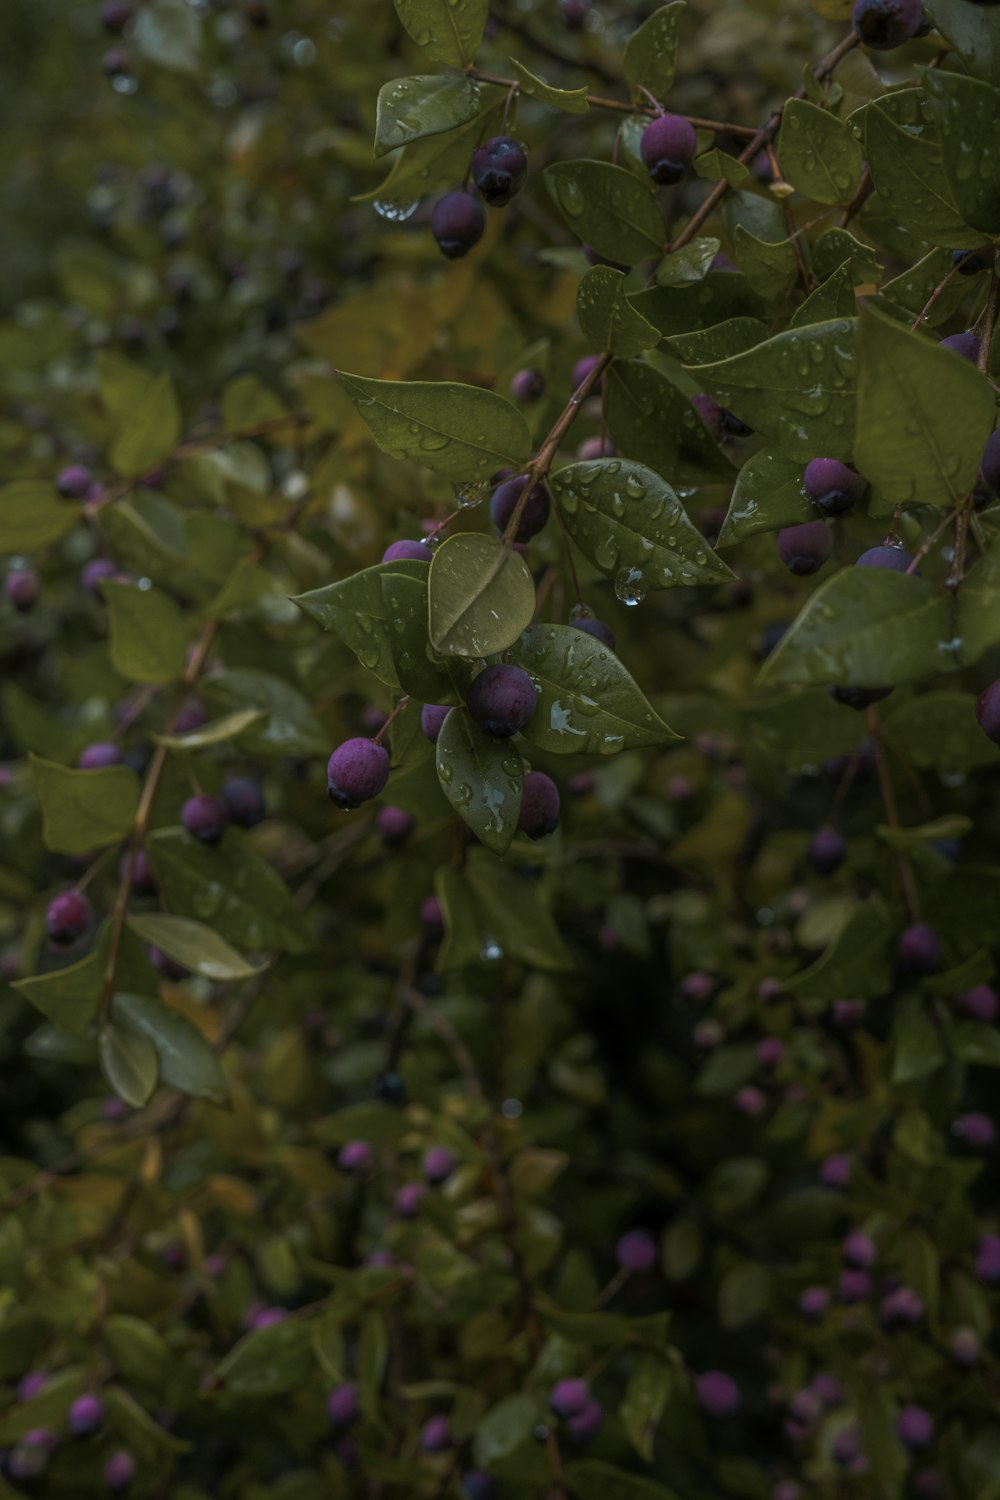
[103,1451,137,1490]
[695,1370,741,1417]
[337,1140,374,1173]
[954,247,995,276]
[181,794,231,845]
[955,983,998,1021]
[490,475,551,541]
[550,1379,590,1418]
[640,113,698,185]
[807,826,847,875]
[420,1416,452,1453]
[897,1405,934,1449]
[976,679,1000,744]
[979,429,1000,499]
[616,1228,656,1270]
[842,1229,876,1267]
[568,1399,603,1442]
[897,921,941,973]
[78,741,122,770]
[423,1146,457,1184]
[56,464,92,499]
[856,543,913,572]
[776,521,833,575]
[222,777,266,828]
[518,771,560,839]
[420,895,444,935]
[377,806,415,848]
[327,739,391,809]
[382,539,433,563]
[471,136,528,207]
[5,569,40,612]
[954,1111,995,1148]
[511,369,545,404]
[46,891,93,947]
[327,1383,360,1427]
[430,191,486,260]
[691,394,725,439]
[100,2,133,31]
[69,1394,105,1436]
[420,704,450,743]
[939,330,980,363]
[460,1473,496,1500]
[803,458,867,517]
[572,354,603,391]
[828,685,893,710]
[851,0,926,48]
[465,664,537,739]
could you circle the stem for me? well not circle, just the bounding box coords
[867,706,921,923]
[463,68,757,133]
[978,270,999,374]
[373,696,411,746]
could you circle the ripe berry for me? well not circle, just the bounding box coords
[382,539,433,563]
[327,739,391,809]
[856,543,913,571]
[953,1111,995,1148]
[572,616,616,650]
[572,354,603,391]
[976,1233,1000,1283]
[423,1146,457,1184]
[851,0,926,48]
[81,558,118,595]
[735,1084,766,1115]
[897,921,941,973]
[803,458,867,516]
[431,191,486,259]
[842,1229,876,1266]
[799,1286,830,1320]
[222,777,266,828]
[939,330,980,363]
[420,1416,452,1452]
[691,394,725,439]
[776,521,833,575]
[7,1435,52,1482]
[980,430,1000,494]
[181,794,231,845]
[955,983,998,1021]
[46,891,92,947]
[719,409,753,437]
[102,47,131,76]
[832,1427,862,1466]
[5,569,40,612]
[490,475,551,541]
[561,0,589,25]
[394,1182,426,1218]
[954,247,995,276]
[420,704,450,743]
[327,1383,360,1427]
[460,1474,496,1500]
[757,1037,784,1068]
[465,664,537,739]
[695,1370,741,1417]
[150,946,187,980]
[103,1450,136,1490]
[879,1285,924,1326]
[640,113,698,185]
[820,1153,852,1188]
[518,771,560,839]
[69,1394,105,1436]
[100,2,133,31]
[56,464,93,499]
[337,1139,374,1173]
[839,1268,872,1301]
[511,369,545,404]
[471,136,528,207]
[377,806,415,848]
[976,679,1000,744]
[375,1070,406,1103]
[616,1228,656,1271]
[568,1399,604,1442]
[550,1379,590,1419]
[828,685,893,710]
[78,741,122,770]
[807,826,846,875]
[576,435,615,459]
[420,895,444,935]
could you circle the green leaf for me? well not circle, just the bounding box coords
[148,828,313,954]
[353,106,501,206]
[374,75,484,158]
[294,559,432,690]
[0,481,77,551]
[925,0,1000,83]
[953,1023,1000,1067]
[379,568,460,700]
[717,1262,771,1329]
[861,90,986,250]
[358,1310,388,1417]
[133,0,202,72]
[312,1102,410,1148]
[855,306,995,510]
[109,372,182,479]
[464,851,575,970]
[513,623,678,755]
[474,1393,543,1467]
[0,1368,89,1443]
[512,59,589,113]
[732,225,798,300]
[605,359,734,484]
[13,946,104,1035]
[623,3,686,103]
[717,450,813,546]
[577,267,660,357]
[219,374,288,433]
[111,992,227,1103]
[881,693,998,773]
[684,318,858,461]
[435,709,524,856]
[813,227,882,283]
[958,539,1000,666]
[30,754,140,854]
[545,161,665,266]
[99,1023,158,1108]
[790,259,862,328]
[153,707,265,751]
[567,1460,683,1500]
[665,316,769,364]
[103,1315,174,1387]
[633,271,767,338]
[103,1385,191,1459]
[552,457,734,596]
[790,899,893,1000]
[693,149,750,187]
[103,581,188,685]
[620,1354,673,1463]
[201,669,327,757]
[891,995,947,1083]
[427,533,535,658]
[215,1320,314,1396]
[759,567,952,689]
[339,372,531,479]
[777,98,863,206]
[392,0,488,68]
[126,913,264,980]
[656,237,722,287]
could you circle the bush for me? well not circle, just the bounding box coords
[1,0,1000,1495]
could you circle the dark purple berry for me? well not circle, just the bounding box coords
[576,435,615,459]
[939,330,980,363]
[181,794,231,845]
[222,777,266,828]
[100,2,133,32]
[420,895,444,935]
[820,1153,852,1188]
[430,191,485,260]
[550,1379,590,1418]
[953,1111,995,1148]
[382,539,433,563]
[879,1284,924,1325]
[719,409,753,437]
[568,1399,603,1442]
[81,558,117,595]
[517,771,560,839]
[695,1370,741,1417]
[327,738,391,809]
[561,0,589,25]
[807,826,846,875]
[839,1268,872,1301]
[460,1473,496,1500]
[954,247,994,276]
[377,806,415,847]
[420,704,450,743]
[616,1228,656,1270]
[828,685,893,710]
[337,1139,374,1173]
[511,369,545,404]
[69,1394,105,1436]
[856,543,913,572]
[976,679,1000,744]
[78,741,122,770]
[842,1229,876,1266]
[46,891,92,947]
[471,136,528,207]
[490,475,550,541]
[803,458,867,516]
[955,983,998,1021]
[423,1146,457,1184]
[691,394,725,439]
[465,664,537,739]
[977,1233,1000,1283]
[572,616,616,650]
[980,430,1000,494]
[327,1383,360,1427]
[572,354,603,391]
[103,1450,136,1490]
[852,0,926,48]
[420,1416,452,1453]
[897,921,940,973]
[101,47,131,76]
[150,946,187,980]
[832,998,865,1027]
[777,521,833,575]
[640,113,698,185]
[56,464,92,499]
[799,1286,830,1320]
[395,1182,426,1217]
[5,569,40,612]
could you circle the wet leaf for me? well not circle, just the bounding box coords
[435,709,523,856]
[545,160,665,266]
[577,266,660,357]
[339,372,531,479]
[428,533,535,658]
[623,3,685,102]
[99,1023,158,1108]
[778,98,863,205]
[717,450,813,545]
[374,75,484,158]
[126,913,264,980]
[30,754,140,854]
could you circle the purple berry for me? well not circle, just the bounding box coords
[734,1084,766,1115]
[471,136,528,207]
[810,1373,843,1407]
[856,543,913,572]
[832,1427,861,1466]
[460,1473,496,1500]
[953,1111,995,1148]
[897,922,941,973]
[567,1398,603,1442]
[976,1233,1000,1283]
[378,806,415,848]
[561,0,589,25]
[803,458,867,517]
[694,1019,725,1049]
[181,793,231,845]
[125,849,156,895]
[420,704,450,743]
[949,1325,980,1365]
[852,0,926,48]
[327,1383,360,1427]
[980,430,1000,494]
[337,1140,374,1173]
[81,558,118,595]
[838,1268,872,1302]
[913,1473,946,1500]
[17,1372,47,1401]
[576,434,615,459]
[550,1379,590,1419]
[78,741,123,770]
[939,330,980,363]
[222,777,266,828]
[640,113,698,185]
[423,1146,457,1184]
[518,771,560,840]
[880,1285,924,1326]
[572,616,616,650]
[490,475,551,542]
[431,191,485,260]
[69,1394,105,1436]
[695,1370,741,1417]
[103,1451,137,1490]
[7,1439,51,1482]
[692,394,725,439]
[897,1405,934,1449]
[420,895,444,936]
[150,946,187,980]
[842,1229,876,1267]
[382,539,433,563]
[681,972,714,1002]
[511,369,545,404]
[5,568,40,612]
[798,1286,830,1320]
[757,1037,784,1069]
[616,1228,657,1271]
[101,2,133,31]
[956,983,998,1022]
[955,247,994,277]
[807,826,846,875]
[395,1182,426,1218]
[820,1153,852,1188]
[465,664,537,739]
[572,354,602,391]
[327,738,390,810]
[777,521,833,575]
[420,1415,452,1452]
[46,890,92,947]
[56,464,92,499]
[832,998,866,1028]
[975,679,1000,745]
